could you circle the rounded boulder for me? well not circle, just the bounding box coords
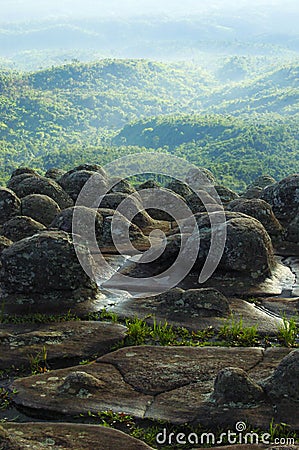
[0,188,21,225]
[0,230,96,294]
[21,194,61,227]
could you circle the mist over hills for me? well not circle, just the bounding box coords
[0,1,298,191]
[0,0,298,69]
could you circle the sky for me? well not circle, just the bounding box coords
[1,0,299,21]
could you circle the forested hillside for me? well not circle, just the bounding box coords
[0,58,298,190]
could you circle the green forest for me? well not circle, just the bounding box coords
[0,58,298,190]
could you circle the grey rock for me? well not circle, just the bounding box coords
[0,230,96,294]
[7,173,39,192]
[150,288,230,317]
[214,184,239,204]
[211,367,264,404]
[45,167,65,181]
[241,186,263,199]
[137,180,161,190]
[2,216,46,242]
[21,194,61,227]
[185,167,216,188]
[99,192,154,229]
[185,190,219,214]
[0,188,21,225]
[0,425,21,450]
[58,371,106,395]
[247,175,276,190]
[58,170,108,201]
[50,206,103,243]
[165,179,192,199]
[98,208,150,252]
[1,423,154,450]
[261,174,299,224]
[9,176,73,210]
[227,198,283,240]
[109,177,137,195]
[285,213,299,243]
[10,167,38,179]
[262,349,299,402]
[0,321,128,371]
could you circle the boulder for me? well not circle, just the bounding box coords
[137,180,161,190]
[122,211,276,283]
[150,288,230,317]
[262,349,299,402]
[7,173,39,192]
[214,185,239,204]
[98,208,150,252]
[109,177,137,195]
[9,176,73,210]
[58,170,108,201]
[211,367,264,404]
[45,167,65,180]
[99,192,154,229]
[261,174,299,224]
[2,216,46,241]
[247,174,276,190]
[185,167,216,188]
[141,188,187,222]
[285,213,299,243]
[227,198,283,240]
[63,163,108,178]
[209,215,275,279]
[50,206,103,243]
[0,230,96,295]
[0,188,21,225]
[185,190,219,214]
[10,167,38,178]
[165,179,193,199]
[241,186,263,199]
[21,194,61,226]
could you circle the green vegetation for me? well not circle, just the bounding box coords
[0,59,298,189]
[27,345,49,375]
[277,316,298,347]
[115,113,299,191]
[218,317,259,346]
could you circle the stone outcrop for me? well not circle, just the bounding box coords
[261,174,299,224]
[0,188,21,225]
[227,198,283,240]
[1,216,46,241]
[0,231,97,312]
[261,349,299,402]
[58,170,108,201]
[9,175,73,209]
[21,194,61,226]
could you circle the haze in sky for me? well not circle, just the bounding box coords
[2,0,299,21]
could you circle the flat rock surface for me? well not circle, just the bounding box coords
[10,346,296,429]
[0,321,127,371]
[1,422,154,450]
[258,297,299,320]
[95,294,284,335]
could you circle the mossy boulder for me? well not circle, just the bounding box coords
[0,188,21,225]
[2,216,46,242]
[21,194,61,227]
[9,176,73,210]
[0,230,96,295]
